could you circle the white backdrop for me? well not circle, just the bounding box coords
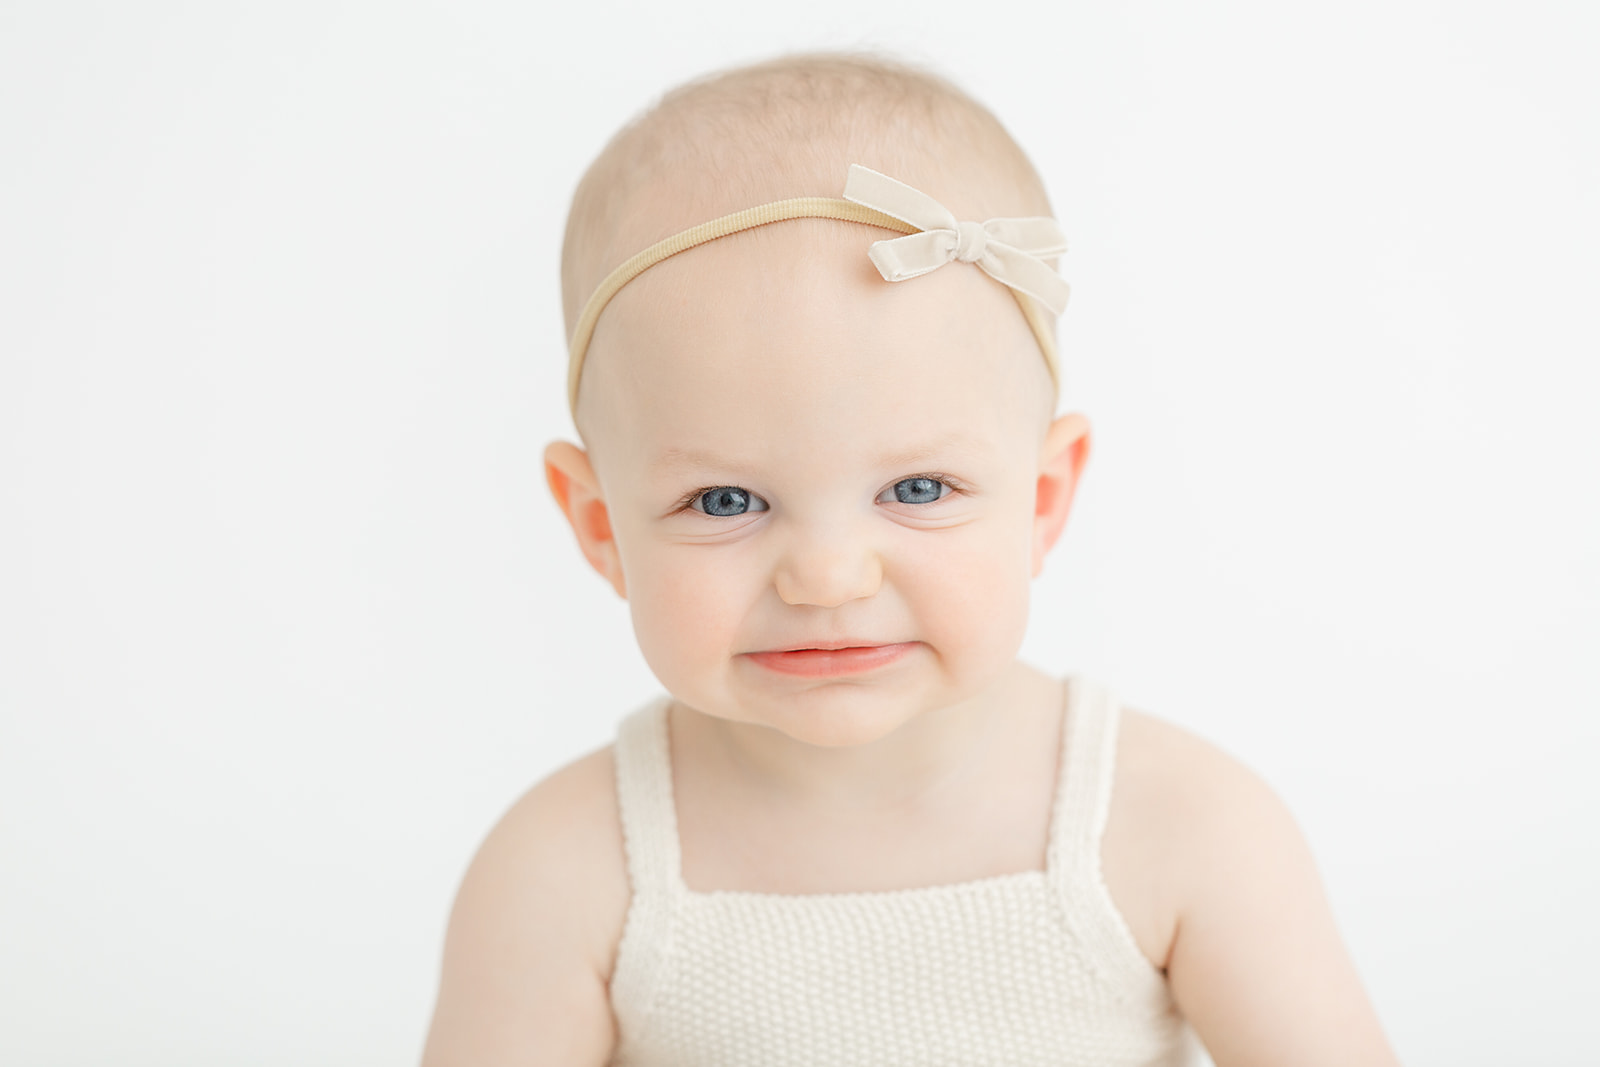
[2,2,1596,1064]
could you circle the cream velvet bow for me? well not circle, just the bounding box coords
[842,165,1070,316]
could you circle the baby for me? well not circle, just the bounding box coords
[421,54,1400,1066]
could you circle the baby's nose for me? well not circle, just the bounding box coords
[772,525,883,608]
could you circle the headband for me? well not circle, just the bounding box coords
[566,165,1070,413]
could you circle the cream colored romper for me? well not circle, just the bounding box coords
[607,675,1198,1067]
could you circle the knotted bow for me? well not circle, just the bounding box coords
[842,165,1071,315]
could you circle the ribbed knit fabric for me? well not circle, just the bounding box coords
[607,676,1197,1067]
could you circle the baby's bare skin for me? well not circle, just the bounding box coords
[422,54,1399,1067]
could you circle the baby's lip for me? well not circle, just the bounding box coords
[762,638,900,653]
[743,642,918,677]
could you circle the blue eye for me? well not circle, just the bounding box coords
[693,486,769,517]
[882,477,950,505]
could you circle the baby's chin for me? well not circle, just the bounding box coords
[677,666,1011,751]
[757,701,928,751]
[706,704,928,752]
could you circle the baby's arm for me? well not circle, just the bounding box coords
[419,749,628,1067]
[1108,712,1401,1067]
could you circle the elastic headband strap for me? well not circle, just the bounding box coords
[566,181,1064,414]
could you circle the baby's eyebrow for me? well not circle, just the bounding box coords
[651,433,990,478]
[872,432,991,470]
[650,447,757,478]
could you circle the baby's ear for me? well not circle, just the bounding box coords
[1032,413,1092,577]
[544,441,626,598]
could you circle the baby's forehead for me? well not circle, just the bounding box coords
[606,380,1049,492]
[578,223,1054,467]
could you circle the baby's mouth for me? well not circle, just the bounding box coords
[744,642,917,678]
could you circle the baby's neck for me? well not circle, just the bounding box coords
[673,660,1057,815]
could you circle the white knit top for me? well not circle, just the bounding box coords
[607,676,1197,1067]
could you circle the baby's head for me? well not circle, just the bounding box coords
[546,53,1091,747]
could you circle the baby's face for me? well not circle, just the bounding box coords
[575,222,1062,748]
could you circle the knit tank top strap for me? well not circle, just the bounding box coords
[609,698,683,1026]
[1046,676,1164,994]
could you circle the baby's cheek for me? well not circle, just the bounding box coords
[905,528,1032,651]
[626,550,735,677]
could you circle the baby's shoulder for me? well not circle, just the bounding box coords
[1104,705,1401,1064]
[1115,707,1299,846]
[1103,707,1304,971]
[1113,706,1277,811]
[474,744,632,961]
[422,746,629,1065]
